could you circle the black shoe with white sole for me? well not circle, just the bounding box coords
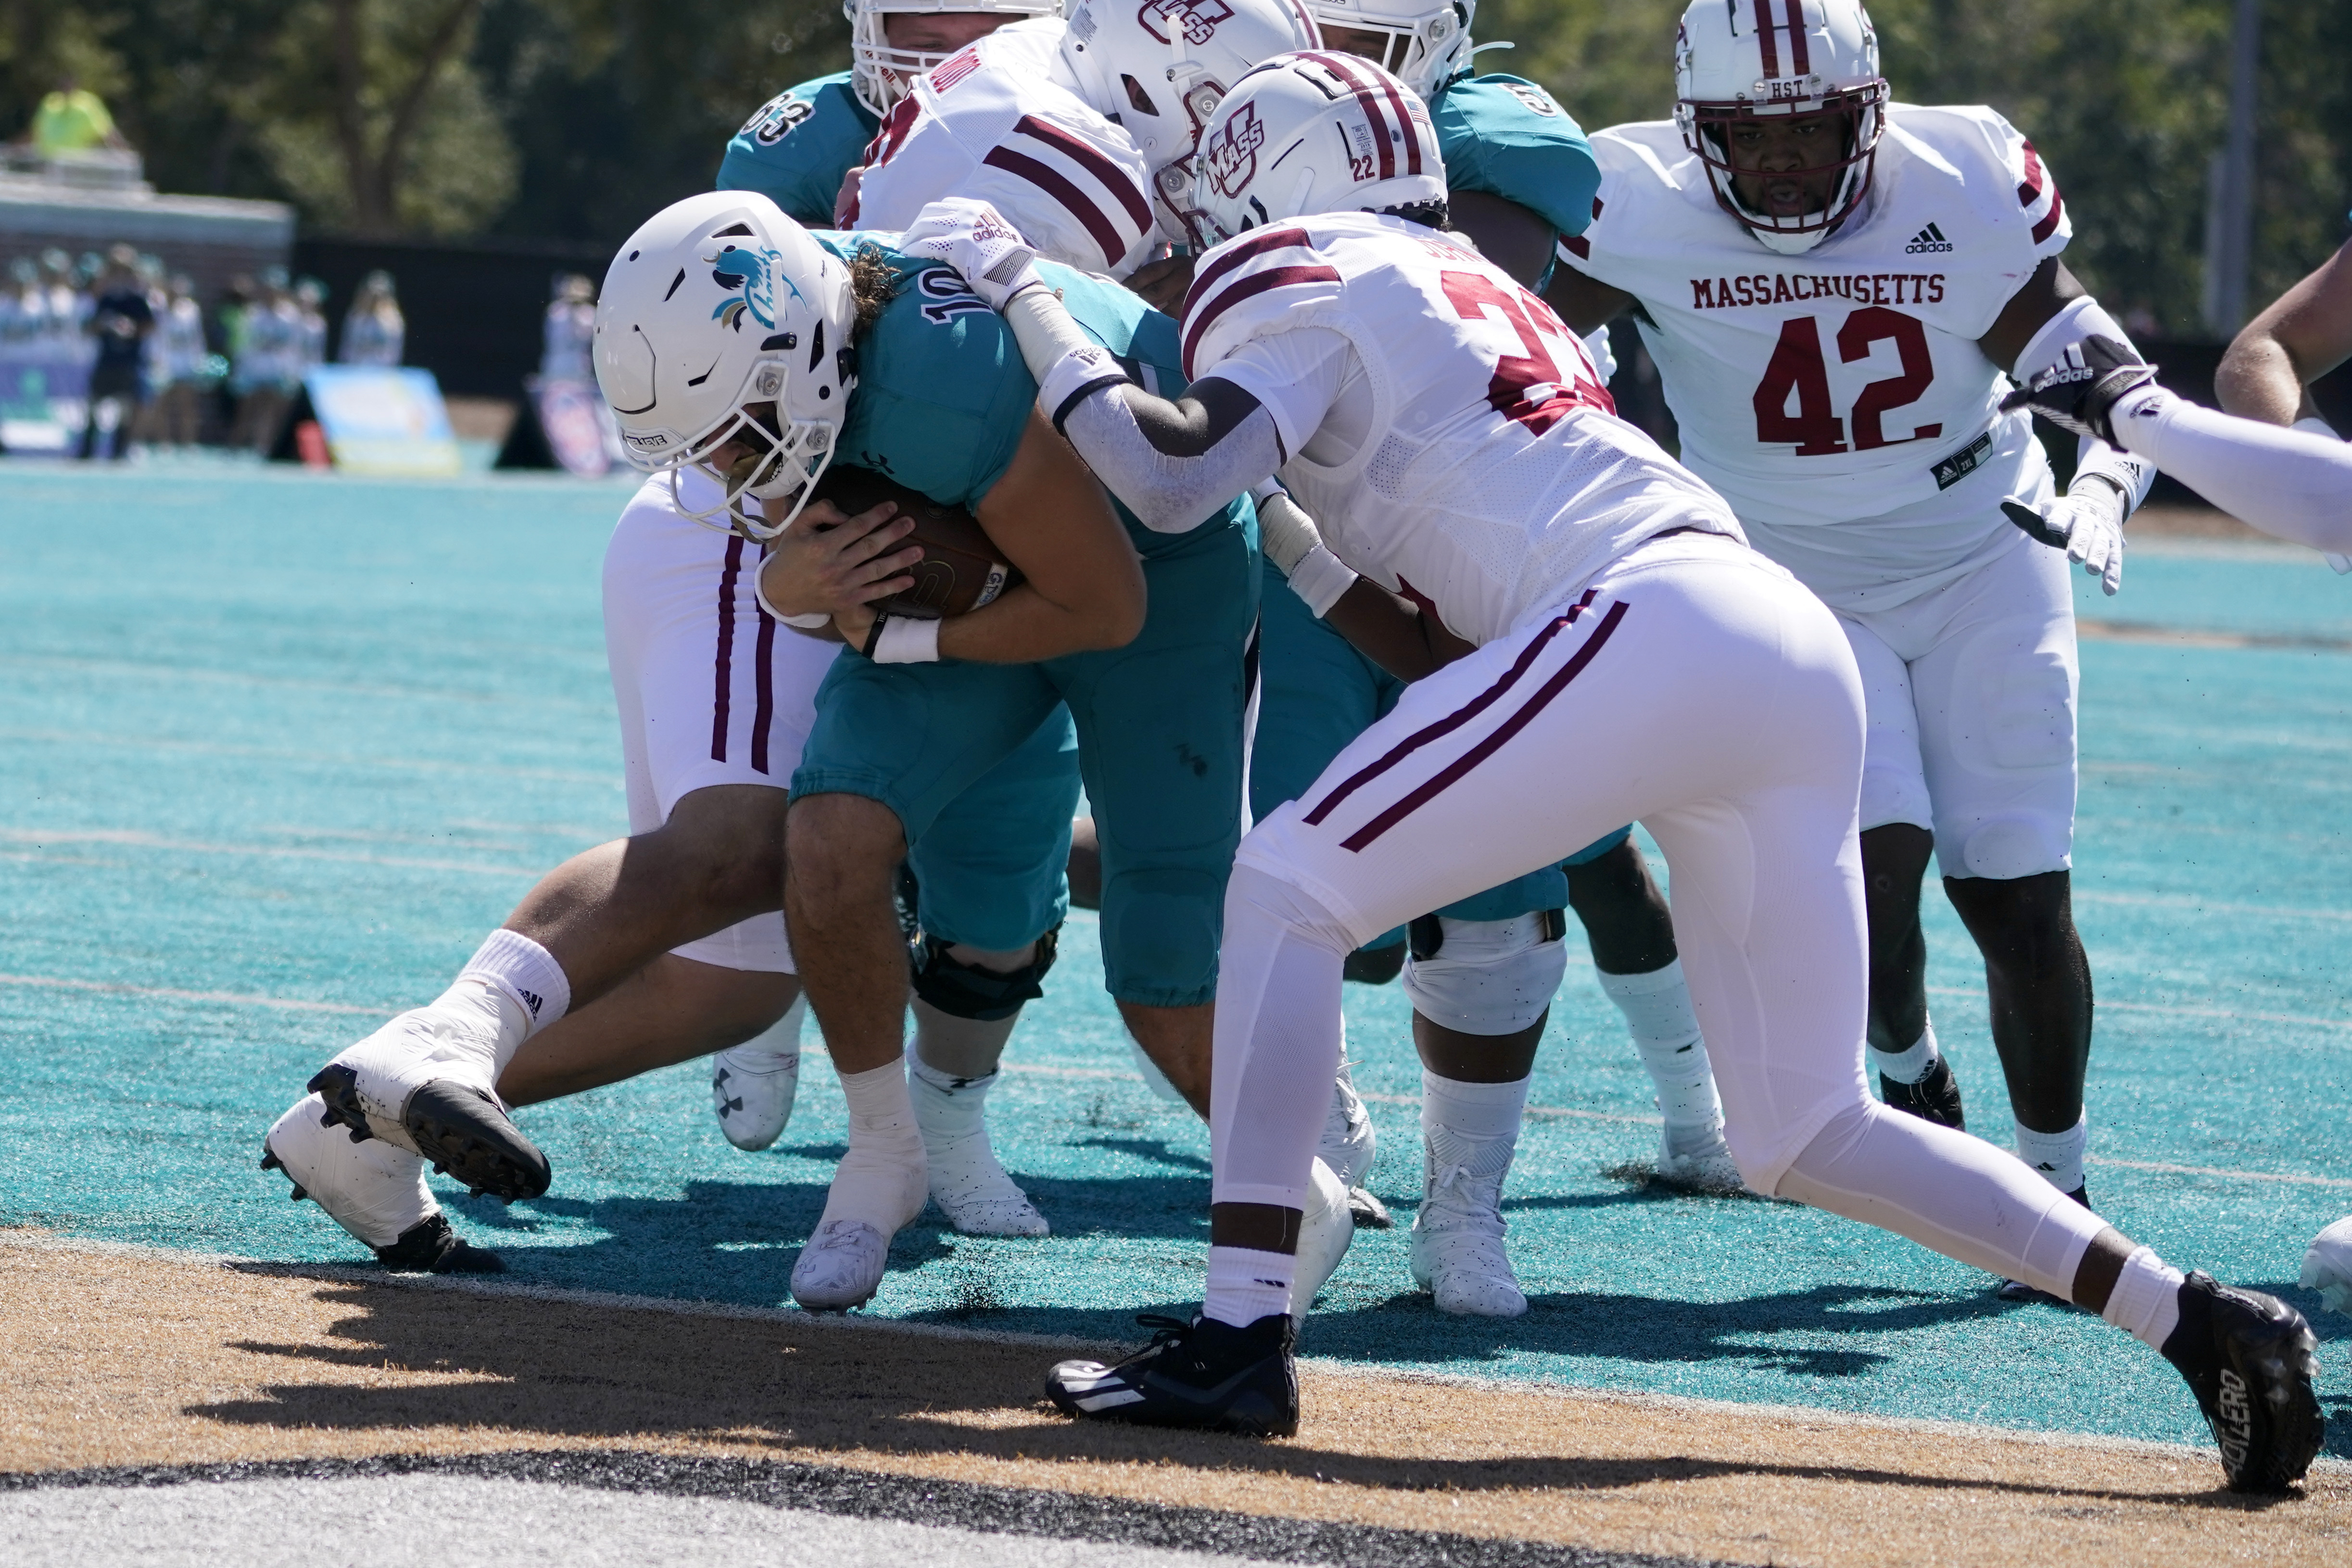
[1046,1313,1298,1438]
[310,1065,552,1201]
[2160,1271,2323,1493]
[374,1213,506,1274]
[1880,1053,1965,1131]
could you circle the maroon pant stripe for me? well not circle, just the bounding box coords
[711,534,744,764]
[1341,599,1630,852]
[750,599,777,774]
[1302,589,1598,828]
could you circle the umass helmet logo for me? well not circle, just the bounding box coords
[1138,0,1234,47]
[1204,101,1265,197]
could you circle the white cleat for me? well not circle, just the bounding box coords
[1410,1121,1529,1317]
[261,1095,500,1273]
[711,1000,804,1152]
[1320,1072,1376,1190]
[790,1219,893,1311]
[928,1126,1049,1237]
[1655,1117,1747,1194]
[309,983,549,1201]
[2301,1216,2352,1316]
[1290,1156,1355,1316]
[1410,1226,1527,1317]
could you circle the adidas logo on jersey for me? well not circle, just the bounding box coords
[1905,223,1955,255]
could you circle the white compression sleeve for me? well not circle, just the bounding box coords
[1056,385,1287,534]
[2109,387,2352,554]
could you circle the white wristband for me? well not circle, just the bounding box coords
[1004,286,1124,429]
[872,613,942,664]
[752,554,835,630]
[1255,488,1323,575]
[1286,544,1359,619]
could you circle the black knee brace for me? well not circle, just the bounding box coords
[910,924,1061,1021]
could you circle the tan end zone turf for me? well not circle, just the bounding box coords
[2,1234,2343,1566]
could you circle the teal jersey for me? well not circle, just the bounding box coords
[817,233,1251,556]
[718,73,878,227]
[1428,73,1600,245]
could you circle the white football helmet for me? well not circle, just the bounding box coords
[594,191,858,540]
[1305,0,1471,100]
[1059,0,1323,242]
[846,0,1059,117]
[1190,51,1445,245]
[1674,0,1886,255]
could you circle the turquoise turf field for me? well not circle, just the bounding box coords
[2,465,2347,1453]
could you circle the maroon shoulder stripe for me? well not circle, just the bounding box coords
[750,597,777,775]
[2030,184,2064,245]
[2017,140,2046,206]
[1181,263,1341,378]
[1340,600,1630,852]
[1303,589,1598,827]
[1182,226,1313,322]
[1012,114,1155,232]
[711,534,746,764]
[1561,234,1591,260]
[982,145,1129,269]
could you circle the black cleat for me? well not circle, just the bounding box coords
[1881,1053,1965,1130]
[1046,1313,1298,1438]
[2160,1271,2323,1493]
[374,1212,505,1275]
[309,1065,551,1201]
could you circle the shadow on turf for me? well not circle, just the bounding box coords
[186,1266,2302,1509]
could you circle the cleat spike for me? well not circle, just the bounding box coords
[260,1151,282,1172]
[289,1185,309,1201]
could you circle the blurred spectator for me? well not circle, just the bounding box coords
[229,267,300,455]
[541,273,594,383]
[19,76,130,159]
[293,277,329,373]
[339,270,405,367]
[148,274,211,448]
[78,246,152,460]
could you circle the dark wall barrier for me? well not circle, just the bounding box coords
[293,234,617,400]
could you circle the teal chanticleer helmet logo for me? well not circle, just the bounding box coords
[706,243,806,332]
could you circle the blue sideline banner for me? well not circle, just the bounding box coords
[303,365,463,477]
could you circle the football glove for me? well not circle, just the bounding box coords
[2002,476,2131,596]
[2000,335,2159,446]
[900,198,1043,311]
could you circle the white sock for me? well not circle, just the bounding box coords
[2015,1114,2088,1196]
[820,1057,925,1231]
[1599,960,1720,1126]
[1420,1072,1529,1234]
[2101,1245,2186,1351]
[1867,1022,1940,1087]
[1205,1245,1293,1328]
[910,1054,998,1142]
[458,928,571,1058]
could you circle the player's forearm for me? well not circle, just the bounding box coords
[2109,388,2352,553]
[936,580,1143,661]
[1321,581,1464,683]
[2213,332,2308,426]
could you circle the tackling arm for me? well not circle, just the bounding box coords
[2216,237,2352,427]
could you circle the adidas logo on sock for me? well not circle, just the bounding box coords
[518,988,543,1018]
[1905,222,1955,254]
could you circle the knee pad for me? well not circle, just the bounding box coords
[1402,911,1569,1036]
[910,925,1059,1022]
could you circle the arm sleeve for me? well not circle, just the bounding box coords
[1057,386,1288,534]
[2110,387,2352,553]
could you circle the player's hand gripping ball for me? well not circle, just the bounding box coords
[812,466,1020,619]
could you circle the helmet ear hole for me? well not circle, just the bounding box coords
[1121,73,1160,115]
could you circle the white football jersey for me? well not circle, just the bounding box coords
[1188,213,1741,646]
[849,19,1158,279]
[1567,105,2070,603]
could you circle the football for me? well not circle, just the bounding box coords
[813,465,1021,619]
